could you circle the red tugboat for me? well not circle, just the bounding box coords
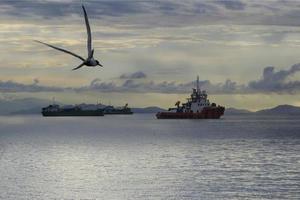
[156,76,225,119]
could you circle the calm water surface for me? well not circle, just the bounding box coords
[0,114,299,199]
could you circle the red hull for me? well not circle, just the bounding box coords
[156,106,225,119]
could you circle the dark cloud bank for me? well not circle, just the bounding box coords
[119,71,147,79]
[2,0,300,27]
[0,80,63,93]
[1,64,300,94]
[249,64,300,93]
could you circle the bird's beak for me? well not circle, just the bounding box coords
[98,64,103,67]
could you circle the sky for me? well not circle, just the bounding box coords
[1,0,300,110]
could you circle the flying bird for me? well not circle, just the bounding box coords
[35,5,103,70]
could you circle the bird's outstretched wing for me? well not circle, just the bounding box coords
[82,5,92,58]
[35,40,85,61]
[72,62,85,71]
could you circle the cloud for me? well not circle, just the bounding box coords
[88,78,117,92]
[2,0,300,55]
[82,77,248,94]
[0,0,76,19]
[248,63,300,93]
[1,64,300,94]
[2,0,300,27]
[214,0,246,10]
[0,80,63,93]
[119,71,147,79]
[0,77,235,94]
[0,1,176,20]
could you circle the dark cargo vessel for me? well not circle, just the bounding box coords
[104,104,133,115]
[42,103,133,117]
[42,104,104,117]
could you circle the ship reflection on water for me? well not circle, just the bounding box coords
[0,114,299,199]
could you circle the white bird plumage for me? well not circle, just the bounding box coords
[35,5,103,71]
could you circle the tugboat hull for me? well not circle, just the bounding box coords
[156,106,225,119]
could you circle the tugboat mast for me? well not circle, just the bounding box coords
[196,75,200,93]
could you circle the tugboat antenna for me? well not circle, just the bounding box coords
[196,75,200,93]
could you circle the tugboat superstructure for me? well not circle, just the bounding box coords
[156,76,225,119]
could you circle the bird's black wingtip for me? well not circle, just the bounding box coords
[34,40,42,44]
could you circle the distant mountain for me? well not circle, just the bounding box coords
[131,106,166,113]
[0,98,53,115]
[225,105,300,115]
[9,107,43,115]
[13,106,166,115]
[1,98,299,116]
[225,107,252,115]
[255,104,300,115]
[0,98,166,115]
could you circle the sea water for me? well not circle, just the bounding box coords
[0,114,299,199]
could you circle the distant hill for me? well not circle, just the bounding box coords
[255,105,300,115]
[225,107,252,115]
[0,98,166,115]
[9,107,43,115]
[132,106,166,113]
[0,98,53,115]
[12,106,166,115]
[0,98,299,116]
[225,105,300,115]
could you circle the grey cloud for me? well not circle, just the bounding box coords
[85,65,300,94]
[0,77,235,94]
[214,0,246,10]
[3,0,300,28]
[248,64,300,93]
[77,78,243,94]
[0,80,64,93]
[0,0,173,19]
[1,64,300,94]
[2,0,300,30]
[0,0,76,19]
[120,71,147,79]
[88,78,117,92]
[262,32,287,44]
[89,1,149,17]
